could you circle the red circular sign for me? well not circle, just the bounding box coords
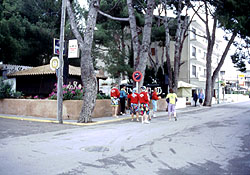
[132,71,143,82]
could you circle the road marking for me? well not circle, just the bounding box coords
[0,115,131,126]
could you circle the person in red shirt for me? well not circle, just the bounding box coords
[110,84,120,118]
[127,88,139,122]
[151,87,161,118]
[139,86,150,124]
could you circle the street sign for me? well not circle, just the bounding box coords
[53,38,65,55]
[68,39,79,58]
[132,71,143,82]
[50,57,60,71]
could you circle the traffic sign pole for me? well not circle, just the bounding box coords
[132,71,143,92]
[136,82,138,92]
[57,0,66,124]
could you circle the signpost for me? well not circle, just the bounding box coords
[50,57,60,71]
[132,71,143,91]
[57,0,66,124]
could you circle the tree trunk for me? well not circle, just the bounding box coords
[127,0,155,89]
[66,0,99,123]
[164,10,173,90]
[203,13,217,106]
[173,0,182,92]
[127,0,140,70]
[163,1,190,92]
[211,32,237,98]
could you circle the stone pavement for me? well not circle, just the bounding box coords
[0,104,211,126]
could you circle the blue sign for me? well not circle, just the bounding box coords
[53,38,65,55]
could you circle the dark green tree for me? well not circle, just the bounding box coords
[94,0,133,83]
[0,0,61,66]
[214,0,250,72]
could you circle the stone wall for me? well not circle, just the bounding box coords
[0,99,112,120]
[0,98,187,120]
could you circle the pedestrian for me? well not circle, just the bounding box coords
[193,91,198,107]
[166,88,178,121]
[127,88,140,122]
[151,87,161,118]
[120,84,127,115]
[139,86,150,124]
[110,84,120,118]
[198,89,204,106]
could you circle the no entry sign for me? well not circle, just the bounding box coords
[132,71,143,82]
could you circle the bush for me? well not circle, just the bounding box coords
[0,78,23,99]
[96,93,110,99]
[48,82,85,100]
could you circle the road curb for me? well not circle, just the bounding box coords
[0,115,132,126]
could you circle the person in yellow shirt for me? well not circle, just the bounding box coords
[166,88,178,121]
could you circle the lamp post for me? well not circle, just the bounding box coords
[57,0,67,124]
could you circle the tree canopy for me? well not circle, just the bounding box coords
[0,0,61,66]
[213,0,250,72]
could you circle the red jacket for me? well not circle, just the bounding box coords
[139,91,149,104]
[110,88,120,98]
[128,93,139,104]
[152,91,159,100]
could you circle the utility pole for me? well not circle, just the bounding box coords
[57,0,67,124]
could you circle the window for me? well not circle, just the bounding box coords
[192,65,196,77]
[220,71,225,76]
[151,48,155,56]
[192,28,196,39]
[192,46,196,57]
[199,67,201,71]
[203,52,206,59]
[204,69,207,77]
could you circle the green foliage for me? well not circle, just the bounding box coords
[48,82,85,100]
[96,93,110,99]
[231,53,247,72]
[94,0,133,79]
[212,0,250,71]
[102,44,133,79]
[214,0,250,38]
[0,78,23,99]
[0,0,61,66]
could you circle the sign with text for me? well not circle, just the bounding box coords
[68,39,79,58]
[238,74,245,86]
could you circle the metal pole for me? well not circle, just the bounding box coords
[136,82,139,92]
[57,0,66,124]
[218,73,220,104]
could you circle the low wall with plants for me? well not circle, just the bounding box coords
[0,99,113,120]
[0,98,187,120]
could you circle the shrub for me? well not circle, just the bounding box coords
[0,78,23,99]
[96,93,110,99]
[48,82,85,100]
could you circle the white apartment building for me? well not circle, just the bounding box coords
[150,20,223,91]
[179,20,222,90]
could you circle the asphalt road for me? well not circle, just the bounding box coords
[0,101,250,175]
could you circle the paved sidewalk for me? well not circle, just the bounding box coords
[0,105,209,126]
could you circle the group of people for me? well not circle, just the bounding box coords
[110,84,178,124]
[192,89,205,107]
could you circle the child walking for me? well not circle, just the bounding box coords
[166,88,178,121]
